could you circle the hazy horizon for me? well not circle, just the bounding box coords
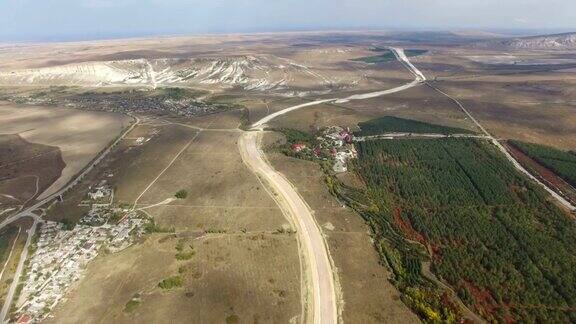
[1,0,575,42]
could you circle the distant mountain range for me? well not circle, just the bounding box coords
[475,32,576,50]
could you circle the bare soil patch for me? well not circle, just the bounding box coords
[0,134,64,217]
[0,102,132,200]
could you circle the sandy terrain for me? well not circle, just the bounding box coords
[0,102,132,199]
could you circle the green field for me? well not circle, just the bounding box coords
[404,49,428,57]
[509,140,576,187]
[351,48,428,64]
[356,116,474,136]
[338,138,576,322]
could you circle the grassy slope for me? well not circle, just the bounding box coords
[0,227,18,271]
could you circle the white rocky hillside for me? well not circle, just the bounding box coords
[475,32,576,50]
[0,54,362,94]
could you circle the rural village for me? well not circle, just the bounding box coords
[14,183,146,323]
[288,125,357,173]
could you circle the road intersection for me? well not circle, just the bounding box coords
[0,115,139,323]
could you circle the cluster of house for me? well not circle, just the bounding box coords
[108,217,145,252]
[86,183,113,204]
[135,136,150,145]
[290,126,357,173]
[323,126,354,147]
[78,182,116,225]
[65,94,228,117]
[15,211,145,322]
[80,206,113,226]
[6,92,223,118]
[322,126,357,173]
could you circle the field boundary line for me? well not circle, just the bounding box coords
[132,131,201,208]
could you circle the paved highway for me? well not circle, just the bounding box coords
[253,48,426,129]
[240,48,424,324]
[3,44,571,324]
[239,132,337,324]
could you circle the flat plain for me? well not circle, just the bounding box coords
[1,31,576,323]
[0,102,132,200]
[45,108,304,323]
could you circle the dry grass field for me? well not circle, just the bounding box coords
[267,85,479,135]
[0,134,64,218]
[137,130,288,232]
[0,102,132,200]
[44,119,200,223]
[412,48,576,150]
[47,109,303,322]
[432,78,576,150]
[48,232,301,324]
[335,85,479,131]
[42,115,198,220]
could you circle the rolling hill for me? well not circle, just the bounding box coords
[475,32,576,50]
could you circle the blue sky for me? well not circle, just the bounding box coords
[1,0,575,41]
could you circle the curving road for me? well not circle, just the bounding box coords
[239,46,575,324]
[240,48,425,324]
[239,132,337,324]
[3,45,569,323]
[253,48,426,130]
